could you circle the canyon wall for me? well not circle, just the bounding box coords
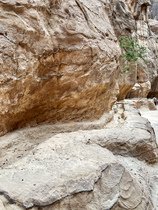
[0,0,121,135]
[0,1,158,209]
[112,0,158,100]
[0,0,157,134]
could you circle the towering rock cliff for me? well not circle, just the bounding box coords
[0,0,122,136]
[0,0,157,134]
[110,0,158,100]
[0,1,158,210]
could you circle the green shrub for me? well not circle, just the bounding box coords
[119,37,147,73]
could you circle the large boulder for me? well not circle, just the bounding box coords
[0,129,155,210]
[0,0,158,136]
[0,0,121,136]
[0,100,157,209]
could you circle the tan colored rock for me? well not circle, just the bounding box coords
[109,0,158,100]
[117,69,137,100]
[148,75,158,98]
[0,0,157,136]
[0,1,158,210]
[126,59,151,98]
[134,12,158,99]
[127,81,151,98]
[108,0,135,37]
[0,0,121,136]
[133,98,157,111]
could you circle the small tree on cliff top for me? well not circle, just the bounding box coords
[119,37,147,73]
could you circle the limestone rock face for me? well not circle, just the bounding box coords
[110,0,158,100]
[117,69,137,100]
[0,137,148,209]
[127,81,151,98]
[0,101,157,209]
[150,0,158,20]
[129,0,158,99]
[149,19,158,34]
[148,76,158,98]
[0,0,121,136]
[0,1,158,209]
[0,0,158,135]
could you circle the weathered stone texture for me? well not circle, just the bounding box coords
[0,0,121,135]
[0,101,157,209]
[150,0,158,20]
[110,0,158,100]
[149,19,158,34]
[0,0,158,134]
[148,76,158,98]
[0,1,158,209]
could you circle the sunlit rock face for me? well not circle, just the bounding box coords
[0,0,121,136]
[0,1,158,210]
[0,0,157,136]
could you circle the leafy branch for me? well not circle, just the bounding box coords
[119,37,147,73]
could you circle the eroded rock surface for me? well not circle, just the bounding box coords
[0,0,121,136]
[150,0,158,20]
[0,0,157,135]
[148,75,158,98]
[0,100,157,209]
[0,134,155,210]
[0,0,158,209]
[111,0,158,100]
[149,19,158,34]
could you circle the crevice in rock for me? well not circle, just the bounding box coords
[0,191,16,205]
[75,0,89,22]
[0,33,17,45]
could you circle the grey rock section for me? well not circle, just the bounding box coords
[0,135,154,210]
[141,107,158,142]
[103,101,158,163]
[0,136,115,208]
[149,19,158,34]
[44,163,153,210]
[0,101,157,209]
[0,135,143,209]
[150,0,158,20]
[117,155,158,210]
